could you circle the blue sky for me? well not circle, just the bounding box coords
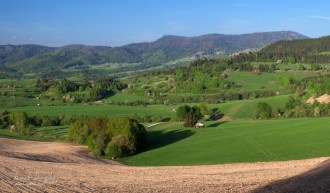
[1,0,330,47]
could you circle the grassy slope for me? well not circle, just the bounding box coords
[217,95,289,119]
[0,126,69,141]
[0,129,53,141]
[122,117,330,166]
[226,71,329,92]
[0,94,290,119]
[0,104,177,118]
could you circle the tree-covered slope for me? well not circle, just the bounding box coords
[0,31,307,73]
[232,35,330,64]
[0,44,54,65]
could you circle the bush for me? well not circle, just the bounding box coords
[86,133,108,156]
[255,102,273,119]
[0,111,10,129]
[69,117,147,158]
[69,120,91,144]
[176,105,202,127]
[9,112,32,135]
[105,135,134,158]
[199,103,210,116]
[176,105,191,121]
[105,143,121,159]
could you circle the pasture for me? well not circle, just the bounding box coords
[0,94,290,119]
[122,117,330,166]
[2,117,329,167]
[226,71,330,92]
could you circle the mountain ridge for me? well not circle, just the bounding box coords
[0,31,309,73]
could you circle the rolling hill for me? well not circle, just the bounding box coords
[0,31,307,73]
[232,35,330,64]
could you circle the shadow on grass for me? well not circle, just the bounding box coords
[209,113,224,121]
[36,126,67,132]
[146,129,195,151]
[208,121,227,128]
[251,159,330,193]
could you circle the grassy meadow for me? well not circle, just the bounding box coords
[0,129,53,141]
[0,70,329,166]
[2,116,329,166]
[0,94,291,120]
[122,117,330,166]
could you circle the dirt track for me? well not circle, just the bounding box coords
[0,138,329,193]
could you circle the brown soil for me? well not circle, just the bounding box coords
[307,94,330,104]
[1,138,329,193]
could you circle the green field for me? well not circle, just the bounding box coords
[121,117,330,166]
[218,95,290,119]
[0,94,291,120]
[0,104,177,118]
[226,71,329,92]
[35,126,69,140]
[2,117,329,167]
[0,125,69,142]
[0,129,53,141]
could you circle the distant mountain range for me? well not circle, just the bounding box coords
[0,31,308,73]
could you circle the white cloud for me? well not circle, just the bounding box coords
[310,15,330,21]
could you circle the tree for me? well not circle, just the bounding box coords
[255,102,273,119]
[0,111,10,129]
[199,103,210,116]
[176,105,191,121]
[310,63,321,71]
[9,112,32,135]
[183,106,202,127]
[69,117,147,159]
[285,96,301,110]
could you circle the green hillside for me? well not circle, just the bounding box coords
[122,117,330,166]
[0,31,307,74]
[232,35,330,64]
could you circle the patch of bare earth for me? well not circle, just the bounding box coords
[307,94,330,104]
[0,138,329,192]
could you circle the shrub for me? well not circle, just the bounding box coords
[86,133,108,156]
[176,105,191,121]
[69,117,147,158]
[0,111,10,129]
[9,112,32,135]
[199,103,210,116]
[69,120,91,144]
[179,105,202,127]
[105,143,121,159]
[105,135,134,158]
[255,102,273,119]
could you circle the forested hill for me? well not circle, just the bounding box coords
[232,35,330,64]
[0,31,307,73]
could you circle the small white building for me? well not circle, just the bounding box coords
[195,122,204,128]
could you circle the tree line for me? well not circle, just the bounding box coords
[69,116,147,159]
[35,77,127,102]
[231,36,330,64]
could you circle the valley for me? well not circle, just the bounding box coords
[1,31,330,192]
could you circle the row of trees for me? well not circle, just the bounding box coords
[231,36,330,64]
[175,104,213,127]
[166,90,276,104]
[69,117,147,159]
[172,59,280,94]
[176,105,203,127]
[284,97,330,118]
[255,97,330,120]
[36,77,127,102]
[0,111,89,135]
